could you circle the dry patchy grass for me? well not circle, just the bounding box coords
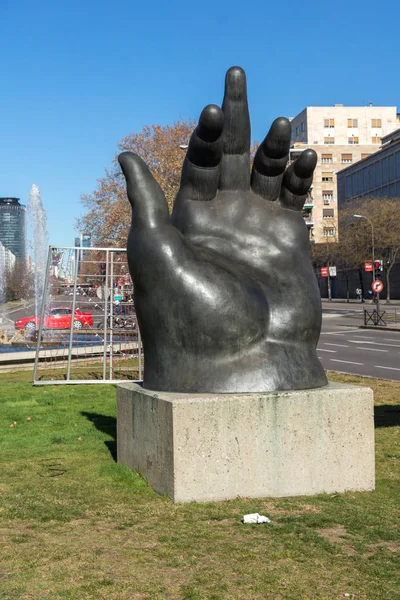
[0,370,398,600]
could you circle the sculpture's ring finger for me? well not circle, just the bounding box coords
[251,117,291,201]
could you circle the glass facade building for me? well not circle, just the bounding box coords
[337,129,400,205]
[0,197,26,262]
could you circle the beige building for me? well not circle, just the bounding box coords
[289,105,399,242]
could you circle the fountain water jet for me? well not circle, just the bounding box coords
[27,184,48,322]
[0,241,6,331]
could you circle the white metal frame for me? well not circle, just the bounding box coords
[32,245,143,386]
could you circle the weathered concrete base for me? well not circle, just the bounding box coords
[116,382,375,503]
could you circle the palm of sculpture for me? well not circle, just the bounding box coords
[119,67,327,392]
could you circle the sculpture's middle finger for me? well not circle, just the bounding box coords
[219,66,251,191]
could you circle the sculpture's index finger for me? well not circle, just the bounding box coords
[177,104,224,203]
[219,66,251,190]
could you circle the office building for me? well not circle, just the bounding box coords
[0,241,16,273]
[0,197,26,262]
[289,105,399,242]
[337,128,400,204]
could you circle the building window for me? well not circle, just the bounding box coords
[322,191,333,201]
[341,153,352,163]
[363,167,369,190]
[347,119,358,127]
[321,154,333,163]
[375,161,381,186]
[322,172,333,182]
[371,119,382,128]
[382,157,388,184]
[323,228,336,237]
[369,164,375,188]
[372,137,381,144]
[361,153,371,160]
[296,126,300,136]
[323,209,334,218]
[396,152,400,178]
[348,137,359,144]
[301,122,305,132]
[324,137,335,144]
[324,119,335,128]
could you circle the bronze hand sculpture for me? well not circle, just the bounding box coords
[119,67,327,393]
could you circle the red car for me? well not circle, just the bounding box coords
[15,307,93,333]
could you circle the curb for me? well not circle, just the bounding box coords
[359,326,400,332]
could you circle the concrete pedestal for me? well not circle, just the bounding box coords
[116,382,375,503]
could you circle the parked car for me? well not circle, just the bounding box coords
[15,307,93,333]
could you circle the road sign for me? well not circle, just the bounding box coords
[329,266,337,277]
[320,267,328,277]
[371,280,384,293]
[364,262,373,272]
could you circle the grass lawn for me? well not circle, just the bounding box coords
[0,371,399,600]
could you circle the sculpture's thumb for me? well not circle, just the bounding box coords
[118,152,169,229]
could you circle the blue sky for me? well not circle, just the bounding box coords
[1,0,399,248]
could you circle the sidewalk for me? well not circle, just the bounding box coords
[4,300,35,316]
[321,298,400,306]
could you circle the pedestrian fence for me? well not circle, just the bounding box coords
[384,308,400,323]
[32,246,143,385]
[363,307,400,327]
[364,309,387,327]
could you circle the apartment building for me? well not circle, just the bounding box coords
[289,105,399,242]
[0,240,16,273]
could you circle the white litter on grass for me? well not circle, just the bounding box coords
[242,513,271,524]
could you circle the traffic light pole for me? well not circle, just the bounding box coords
[370,224,381,315]
[353,214,379,315]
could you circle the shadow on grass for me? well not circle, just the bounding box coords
[374,405,400,428]
[81,412,117,461]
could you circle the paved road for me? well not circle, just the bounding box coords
[4,301,35,322]
[319,306,400,380]
[4,296,102,322]
[4,297,400,381]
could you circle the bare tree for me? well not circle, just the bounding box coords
[340,197,400,303]
[6,260,34,301]
[79,120,195,247]
[310,219,340,301]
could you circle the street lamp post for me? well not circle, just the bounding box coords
[353,214,379,313]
